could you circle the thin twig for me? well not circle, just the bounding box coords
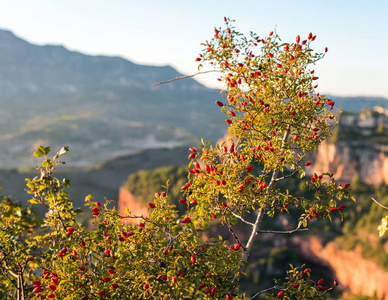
[275,168,300,182]
[231,212,254,226]
[250,285,280,299]
[222,215,243,245]
[372,198,388,210]
[152,70,221,86]
[258,227,308,234]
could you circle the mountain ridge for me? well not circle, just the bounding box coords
[0,28,387,167]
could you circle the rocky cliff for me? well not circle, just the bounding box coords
[118,186,149,224]
[295,236,388,299]
[308,140,388,186]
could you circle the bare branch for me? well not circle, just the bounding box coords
[152,70,221,86]
[222,215,243,245]
[250,285,281,299]
[258,227,308,234]
[275,168,300,182]
[372,198,388,210]
[231,212,254,226]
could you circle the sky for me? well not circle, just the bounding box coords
[0,0,387,98]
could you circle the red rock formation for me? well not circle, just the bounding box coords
[118,187,149,224]
[308,140,388,186]
[296,236,388,300]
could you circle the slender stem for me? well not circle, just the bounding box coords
[230,212,254,226]
[152,70,221,86]
[250,285,280,300]
[222,215,243,245]
[372,198,388,210]
[258,227,308,234]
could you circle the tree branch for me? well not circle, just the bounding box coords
[372,198,388,210]
[258,227,308,234]
[233,126,291,285]
[250,285,281,299]
[152,70,221,86]
[230,212,254,226]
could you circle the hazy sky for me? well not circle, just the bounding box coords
[0,0,387,98]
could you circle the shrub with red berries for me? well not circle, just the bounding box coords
[0,18,352,300]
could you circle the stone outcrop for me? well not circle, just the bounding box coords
[295,236,388,299]
[118,186,149,224]
[308,140,388,186]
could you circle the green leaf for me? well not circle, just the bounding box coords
[62,179,71,188]
[29,198,40,204]
[34,146,51,157]
[41,159,51,168]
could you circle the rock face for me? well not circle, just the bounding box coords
[296,236,388,299]
[118,187,149,224]
[308,140,388,186]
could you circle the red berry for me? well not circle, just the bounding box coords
[293,283,299,288]
[112,283,119,289]
[317,278,324,285]
[191,255,196,265]
[304,268,311,275]
[108,269,115,275]
[47,294,55,299]
[296,35,300,43]
[179,199,187,204]
[138,222,145,228]
[305,162,312,166]
[103,277,111,282]
[148,203,155,208]
[33,286,43,293]
[277,291,284,298]
[234,243,242,251]
[325,47,328,52]
[216,101,224,107]
[98,291,106,296]
[330,207,337,212]
[337,205,346,211]
[27,256,35,261]
[143,283,149,290]
[226,293,233,300]
[48,285,57,291]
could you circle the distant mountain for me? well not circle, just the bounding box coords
[0,29,387,168]
[0,29,227,168]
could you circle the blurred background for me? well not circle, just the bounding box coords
[0,1,387,298]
